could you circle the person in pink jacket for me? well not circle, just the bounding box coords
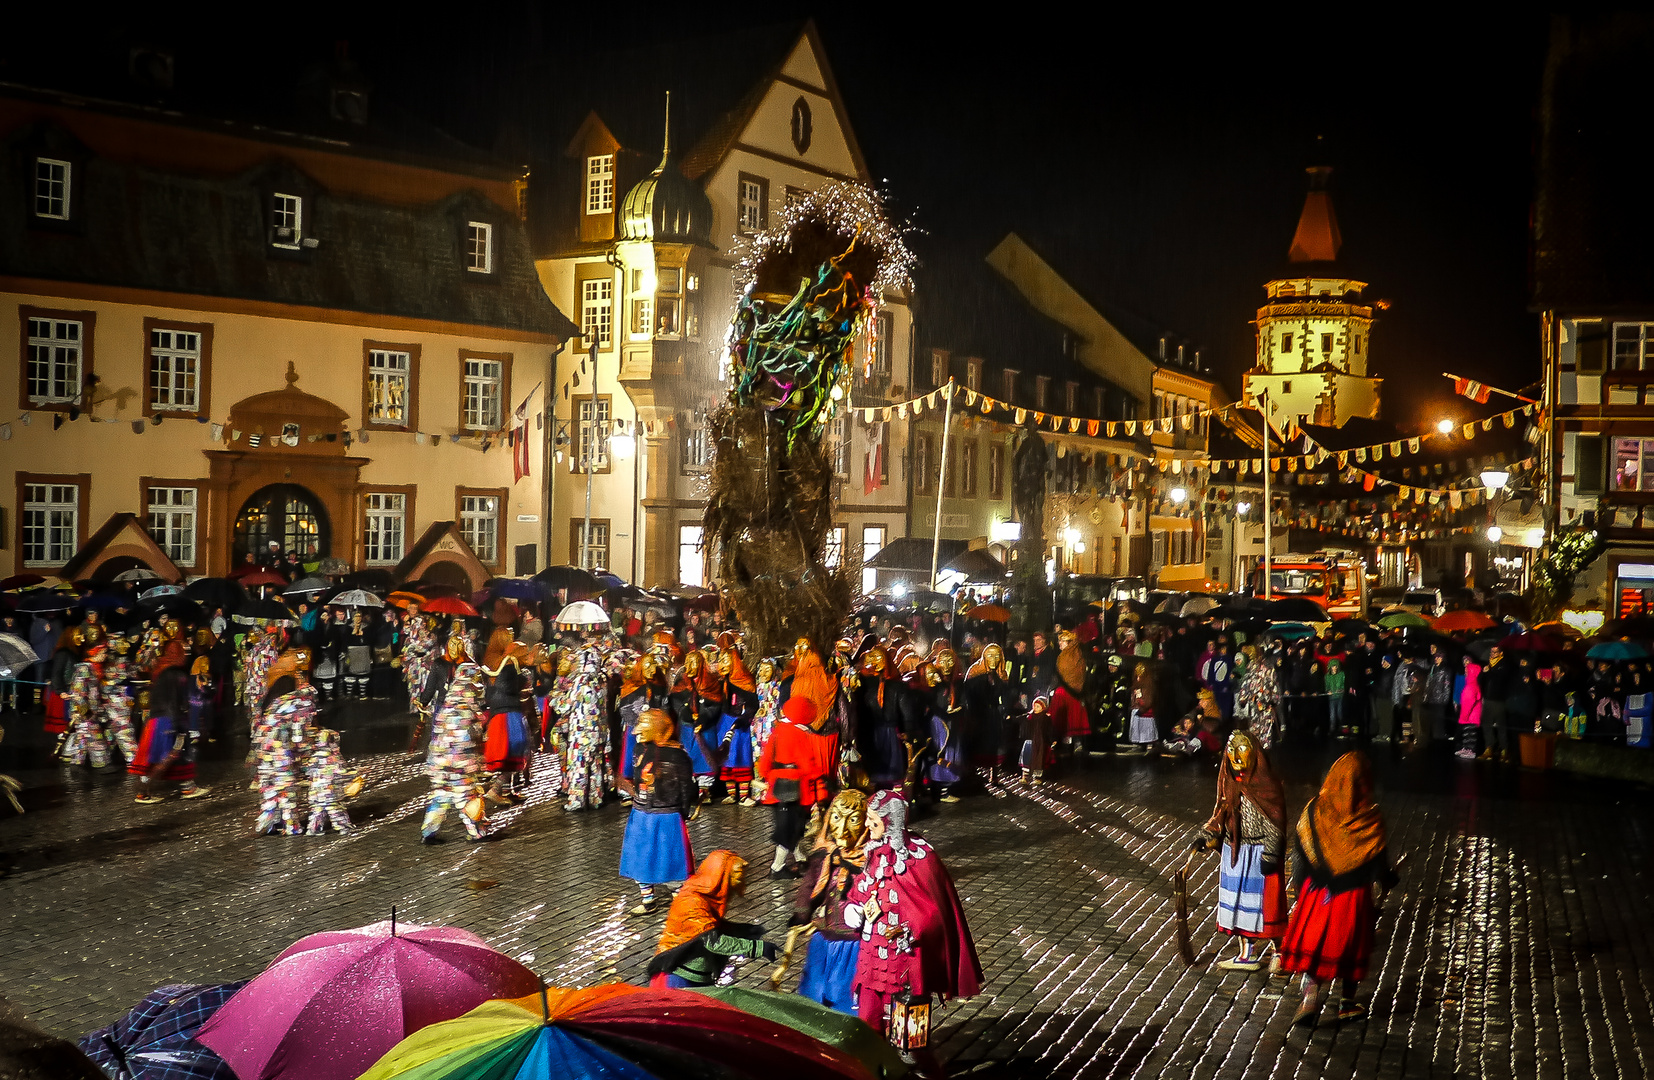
[1456,657,1483,760]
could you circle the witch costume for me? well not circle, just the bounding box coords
[845,790,982,1035]
[1198,729,1288,970]
[619,712,696,911]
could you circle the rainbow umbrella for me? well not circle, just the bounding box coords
[359,985,874,1080]
[690,987,909,1078]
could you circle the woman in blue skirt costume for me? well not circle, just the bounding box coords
[619,709,696,914]
[787,789,870,1013]
[715,633,760,805]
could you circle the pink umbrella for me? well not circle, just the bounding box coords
[196,916,539,1080]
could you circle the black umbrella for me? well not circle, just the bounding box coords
[15,591,77,613]
[1332,618,1375,638]
[534,564,601,595]
[1266,598,1329,623]
[143,596,204,621]
[182,577,247,614]
[233,598,295,627]
[342,568,397,592]
[283,576,332,596]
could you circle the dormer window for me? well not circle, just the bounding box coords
[1036,376,1050,409]
[738,174,768,234]
[965,359,981,392]
[35,158,71,220]
[465,222,493,274]
[586,155,614,214]
[272,193,302,248]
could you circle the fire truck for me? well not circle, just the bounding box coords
[1247,550,1370,619]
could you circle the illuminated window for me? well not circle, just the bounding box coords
[586,155,614,214]
[861,525,886,593]
[738,176,768,233]
[679,524,705,586]
[824,525,846,569]
[367,349,411,425]
[576,396,612,470]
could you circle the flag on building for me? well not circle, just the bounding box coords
[513,424,531,483]
[863,422,884,495]
[1453,377,1492,404]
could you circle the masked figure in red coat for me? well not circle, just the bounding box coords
[846,789,982,1051]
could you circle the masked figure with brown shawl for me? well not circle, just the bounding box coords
[671,649,726,802]
[1047,630,1090,760]
[1281,751,1399,1025]
[925,643,967,801]
[618,709,695,914]
[648,849,776,988]
[964,644,1014,783]
[788,790,871,1013]
[1195,730,1288,972]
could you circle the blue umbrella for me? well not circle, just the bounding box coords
[79,981,247,1080]
[1587,639,1647,661]
[1263,621,1318,641]
[592,571,628,590]
[81,592,132,611]
[489,578,547,602]
[139,584,186,603]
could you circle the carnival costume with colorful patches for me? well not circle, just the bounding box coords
[304,728,353,835]
[242,629,284,737]
[753,658,782,798]
[422,661,491,841]
[59,642,112,768]
[98,639,141,766]
[256,674,318,836]
[845,790,982,1034]
[550,641,622,811]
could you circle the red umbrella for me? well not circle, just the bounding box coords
[0,574,46,592]
[1498,631,1570,653]
[422,596,480,617]
[234,569,290,588]
[1433,609,1495,632]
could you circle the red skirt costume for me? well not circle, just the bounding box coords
[1279,880,1376,982]
[1048,686,1089,740]
[129,715,196,783]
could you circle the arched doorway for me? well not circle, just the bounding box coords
[234,484,330,562]
[419,559,473,592]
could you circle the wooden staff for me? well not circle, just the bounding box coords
[770,923,816,991]
[1173,849,1198,965]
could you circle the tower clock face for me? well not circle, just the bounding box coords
[791,97,813,155]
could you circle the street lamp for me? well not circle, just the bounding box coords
[1487,525,1503,543]
[1236,502,1251,514]
[1479,468,1510,495]
[610,428,636,459]
[1436,419,1455,435]
[1170,487,1188,504]
[990,519,1021,543]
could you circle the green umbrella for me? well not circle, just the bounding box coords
[691,987,910,1079]
[1378,610,1432,629]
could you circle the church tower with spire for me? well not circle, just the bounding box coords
[1243,167,1382,427]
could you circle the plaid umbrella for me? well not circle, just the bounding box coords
[79,982,247,1080]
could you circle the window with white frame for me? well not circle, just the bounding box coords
[989,443,1006,498]
[459,494,499,563]
[966,359,981,392]
[678,524,705,587]
[738,176,766,233]
[631,297,653,338]
[23,483,78,566]
[149,328,200,412]
[581,278,613,345]
[272,193,302,246]
[871,312,891,373]
[961,440,978,497]
[462,357,503,431]
[363,492,406,564]
[367,349,411,425]
[825,525,846,569]
[682,409,711,472]
[914,433,934,493]
[465,222,493,273]
[586,155,614,214]
[576,396,612,470]
[1066,381,1078,413]
[147,486,197,565]
[930,350,947,388]
[861,525,886,594]
[1002,368,1018,402]
[829,413,849,476]
[574,521,610,569]
[26,316,82,405]
[1036,375,1050,408]
[34,158,70,219]
[1613,323,1654,371]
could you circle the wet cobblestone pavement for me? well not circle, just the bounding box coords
[2,705,1652,1079]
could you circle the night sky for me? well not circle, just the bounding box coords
[9,8,1552,429]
